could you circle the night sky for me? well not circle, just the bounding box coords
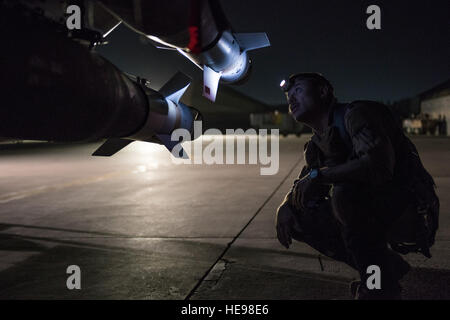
[98,0,449,106]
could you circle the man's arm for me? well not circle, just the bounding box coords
[279,138,319,209]
[318,103,396,186]
[279,164,310,209]
[276,141,315,249]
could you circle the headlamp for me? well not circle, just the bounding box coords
[279,79,290,92]
[279,72,331,93]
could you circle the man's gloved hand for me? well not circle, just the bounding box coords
[291,175,317,211]
[275,203,295,249]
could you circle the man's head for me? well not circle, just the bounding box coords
[281,73,335,122]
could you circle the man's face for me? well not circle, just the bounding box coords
[285,79,322,122]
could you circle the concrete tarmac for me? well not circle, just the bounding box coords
[0,135,448,299]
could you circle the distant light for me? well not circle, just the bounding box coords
[280,80,286,87]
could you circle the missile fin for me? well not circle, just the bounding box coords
[176,48,204,70]
[102,21,122,38]
[159,72,192,103]
[154,44,177,50]
[92,138,133,156]
[154,134,189,159]
[202,66,222,102]
[234,33,271,51]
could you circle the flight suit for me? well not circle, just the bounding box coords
[283,101,418,296]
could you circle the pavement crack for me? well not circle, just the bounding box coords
[203,259,232,286]
[318,255,324,271]
[184,158,304,300]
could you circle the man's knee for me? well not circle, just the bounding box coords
[331,183,370,227]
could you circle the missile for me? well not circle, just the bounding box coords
[148,31,270,103]
[94,1,270,102]
[6,1,270,103]
[92,72,200,158]
[140,1,271,102]
[0,7,201,158]
[178,31,270,102]
[1,1,265,155]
